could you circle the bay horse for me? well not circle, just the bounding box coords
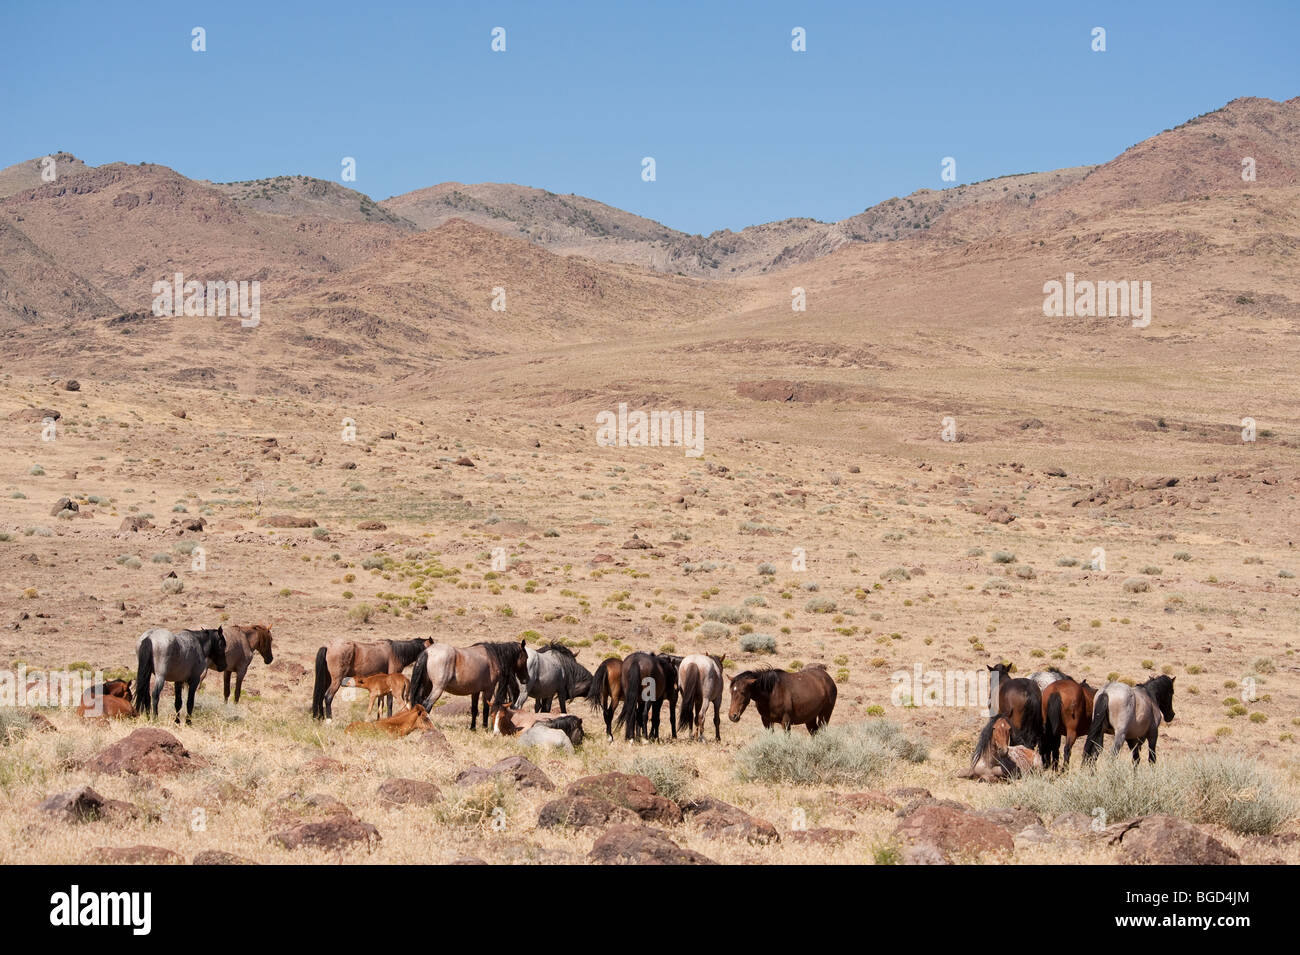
[677,653,724,741]
[215,623,274,704]
[135,627,228,723]
[1084,675,1175,764]
[586,656,624,740]
[971,676,1043,767]
[311,636,432,720]
[355,672,410,720]
[616,651,678,742]
[408,640,529,730]
[345,704,433,738]
[960,716,1042,781]
[1041,677,1096,769]
[728,664,836,735]
[516,643,593,713]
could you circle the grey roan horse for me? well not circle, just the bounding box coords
[136,627,227,723]
[515,643,593,713]
[1083,675,1175,764]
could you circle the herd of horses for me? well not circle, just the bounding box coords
[962,663,1177,781]
[73,627,1175,774]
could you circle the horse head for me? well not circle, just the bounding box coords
[728,671,758,722]
[209,626,228,672]
[255,624,274,665]
[513,639,529,682]
[1152,675,1175,723]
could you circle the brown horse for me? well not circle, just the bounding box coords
[961,716,1042,781]
[1041,677,1096,769]
[216,623,274,704]
[616,651,678,742]
[585,656,624,740]
[345,704,433,738]
[728,665,837,735]
[77,680,136,720]
[312,637,432,720]
[355,672,410,720]
[407,640,529,731]
[971,677,1044,769]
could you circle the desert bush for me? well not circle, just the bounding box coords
[735,721,927,785]
[1123,577,1150,593]
[804,596,837,614]
[704,606,753,625]
[348,603,373,624]
[740,633,777,654]
[628,755,697,803]
[698,622,730,639]
[988,753,1294,835]
[992,551,1017,564]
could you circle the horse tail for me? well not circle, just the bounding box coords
[586,659,610,710]
[1021,680,1044,748]
[1083,689,1109,762]
[311,647,328,720]
[135,636,154,714]
[614,657,640,734]
[408,650,430,710]
[1042,690,1063,763]
[678,663,699,733]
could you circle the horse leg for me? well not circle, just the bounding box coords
[470,691,479,731]
[387,690,394,719]
[558,693,568,715]
[712,700,721,741]
[173,682,183,723]
[223,671,231,704]
[1127,738,1141,765]
[151,680,164,719]
[185,681,197,724]
[324,675,344,721]
[234,668,245,704]
[1147,727,1158,764]
[1062,729,1077,768]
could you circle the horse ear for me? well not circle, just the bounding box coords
[571,650,581,659]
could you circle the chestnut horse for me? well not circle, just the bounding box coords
[355,672,410,720]
[77,679,135,719]
[408,640,529,731]
[585,656,624,740]
[216,623,274,704]
[728,665,836,735]
[345,704,432,738]
[312,637,432,720]
[1041,677,1096,769]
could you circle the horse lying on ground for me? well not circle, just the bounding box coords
[1084,675,1175,764]
[959,716,1043,781]
[354,672,409,720]
[77,680,136,720]
[728,664,836,735]
[345,704,433,738]
[136,627,227,723]
[490,703,584,745]
[312,637,431,720]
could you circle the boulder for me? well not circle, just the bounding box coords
[377,778,442,806]
[455,756,554,791]
[894,805,1015,862]
[681,796,779,844]
[85,729,203,776]
[565,773,681,824]
[588,824,715,865]
[1109,815,1240,865]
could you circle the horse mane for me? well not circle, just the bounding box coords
[538,642,575,658]
[971,715,1001,767]
[1140,674,1175,706]
[733,667,783,694]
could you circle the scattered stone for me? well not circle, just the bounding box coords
[270,815,381,852]
[894,805,1014,862]
[192,850,257,865]
[588,824,715,865]
[86,729,204,776]
[454,756,554,791]
[789,827,855,846]
[565,773,682,824]
[681,796,779,844]
[90,845,184,865]
[1109,815,1240,865]
[38,786,138,822]
[377,778,442,806]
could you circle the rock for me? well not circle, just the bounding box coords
[377,778,442,806]
[451,856,489,865]
[258,515,317,528]
[416,727,453,757]
[379,431,396,440]
[1050,811,1102,837]
[1109,815,1240,865]
[38,785,138,822]
[356,520,387,531]
[91,845,184,865]
[86,729,204,776]
[681,796,779,844]
[588,824,715,865]
[837,791,899,813]
[117,516,155,533]
[180,517,206,532]
[896,796,971,818]
[454,756,554,791]
[9,407,60,423]
[789,827,855,846]
[171,409,187,419]
[538,795,637,830]
[454,457,475,467]
[900,842,949,865]
[974,807,1042,832]
[894,805,1015,862]
[50,497,78,517]
[192,850,257,865]
[1014,824,1054,848]
[565,773,682,824]
[270,816,381,852]
[301,756,343,774]
[64,380,80,391]
[518,725,574,752]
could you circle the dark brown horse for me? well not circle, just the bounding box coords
[312,637,432,720]
[971,676,1043,768]
[1041,677,1096,769]
[407,640,529,730]
[586,656,625,740]
[728,665,837,734]
[216,623,274,704]
[616,651,679,742]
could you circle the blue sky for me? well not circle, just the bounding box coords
[2,1,1296,234]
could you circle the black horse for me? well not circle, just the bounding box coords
[615,651,679,742]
